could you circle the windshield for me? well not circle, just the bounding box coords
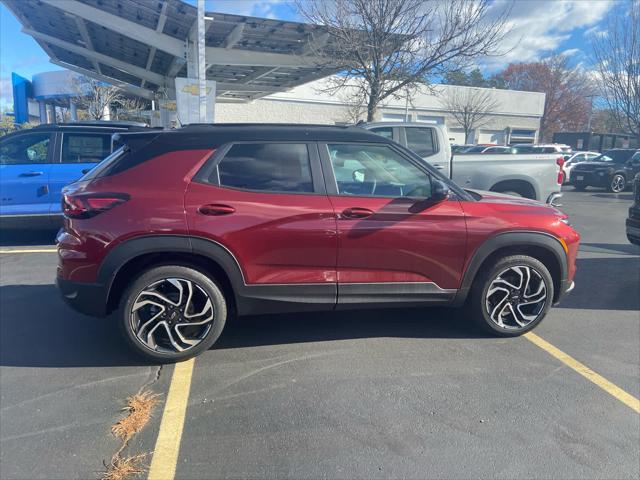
[464,146,488,153]
[79,146,126,181]
[593,150,635,163]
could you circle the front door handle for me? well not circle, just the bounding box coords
[342,207,374,219]
[19,171,44,177]
[198,204,236,216]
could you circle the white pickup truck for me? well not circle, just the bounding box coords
[362,122,563,204]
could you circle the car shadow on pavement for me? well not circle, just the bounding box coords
[0,284,143,368]
[590,193,634,201]
[580,242,640,256]
[214,306,487,351]
[556,256,640,311]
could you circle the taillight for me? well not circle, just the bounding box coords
[556,155,565,184]
[62,193,129,219]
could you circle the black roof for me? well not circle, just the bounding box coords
[116,123,388,150]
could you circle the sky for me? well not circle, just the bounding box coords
[0,0,617,111]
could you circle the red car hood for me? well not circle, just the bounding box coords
[466,189,545,207]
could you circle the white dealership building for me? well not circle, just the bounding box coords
[216,78,546,145]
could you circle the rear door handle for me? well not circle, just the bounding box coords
[198,204,236,216]
[19,171,44,177]
[342,207,374,219]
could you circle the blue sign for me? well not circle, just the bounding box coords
[12,73,31,124]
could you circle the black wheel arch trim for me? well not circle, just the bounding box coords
[98,235,336,316]
[452,231,568,307]
[99,235,244,309]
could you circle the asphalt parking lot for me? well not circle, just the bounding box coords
[1,189,638,480]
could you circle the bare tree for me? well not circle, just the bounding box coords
[297,0,511,121]
[497,55,595,141]
[115,97,149,122]
[591,0,640,137]
[442,87,500,143]
[72,77,123,120]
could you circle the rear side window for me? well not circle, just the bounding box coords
[405,127,437,157]
[61,133,111,163]
[369,127,393,140]
[217,143,313,193]
[0,133,51,165]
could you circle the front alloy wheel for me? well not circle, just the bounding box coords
[610,174,626,193]
[466,255,554,336]
[120,266,227,362]
[485,266,547,330]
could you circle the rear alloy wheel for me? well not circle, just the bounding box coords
[609,174,626,193]
[119,266,227,362]
[467,255,553,336]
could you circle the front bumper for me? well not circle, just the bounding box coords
[554,279,575,305]
[626,216,640,243]
[56,276,108,317]
[572,171,610,187]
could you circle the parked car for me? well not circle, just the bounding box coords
[572,149,640,193]
[57,124,579,362]
[0,121,149,229]
[461,145,514,154]
[512,143,572,154]
[626,173,640,245]
[562,151,600,184]
[451,144,474,154]
[362,122,564,203]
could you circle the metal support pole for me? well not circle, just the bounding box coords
[39,101,47,124]
[197,0,206,123]
[69,100,78,121]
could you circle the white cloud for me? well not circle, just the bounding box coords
[204,0,291,18]
[481,0,614,70]
[561,48,582,58]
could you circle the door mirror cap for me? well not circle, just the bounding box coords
[431,179,450,202]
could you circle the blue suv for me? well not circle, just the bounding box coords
[0,121,148,228]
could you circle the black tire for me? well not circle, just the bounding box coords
[608,174,626,193]
[628,235,640,246]
[118,265,227,362]
[465,255,554,337]
[573,182,586,191]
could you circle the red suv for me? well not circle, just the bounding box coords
[56,124,579,362]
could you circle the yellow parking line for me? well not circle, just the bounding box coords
[0,248,57,254]
[148,358,195,480]
[524,332,640,414]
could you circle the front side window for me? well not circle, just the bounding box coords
[0,133,50,165]
[405,127,437,157]
[61,134,111,164]
[217,143,313,193]
[328,143,431,198]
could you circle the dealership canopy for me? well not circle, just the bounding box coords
[4,0,344,102]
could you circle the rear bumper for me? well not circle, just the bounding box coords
[56,276,107,317]
[0,214,62,230]
[546,192,563,206]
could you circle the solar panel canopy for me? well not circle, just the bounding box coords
[5,0,344,102]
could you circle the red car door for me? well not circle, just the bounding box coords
[185,142,337,311]
[319,142,467,305]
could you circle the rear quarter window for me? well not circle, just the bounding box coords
[216,143,314,193]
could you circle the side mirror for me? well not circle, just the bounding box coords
[431,179,450,202]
